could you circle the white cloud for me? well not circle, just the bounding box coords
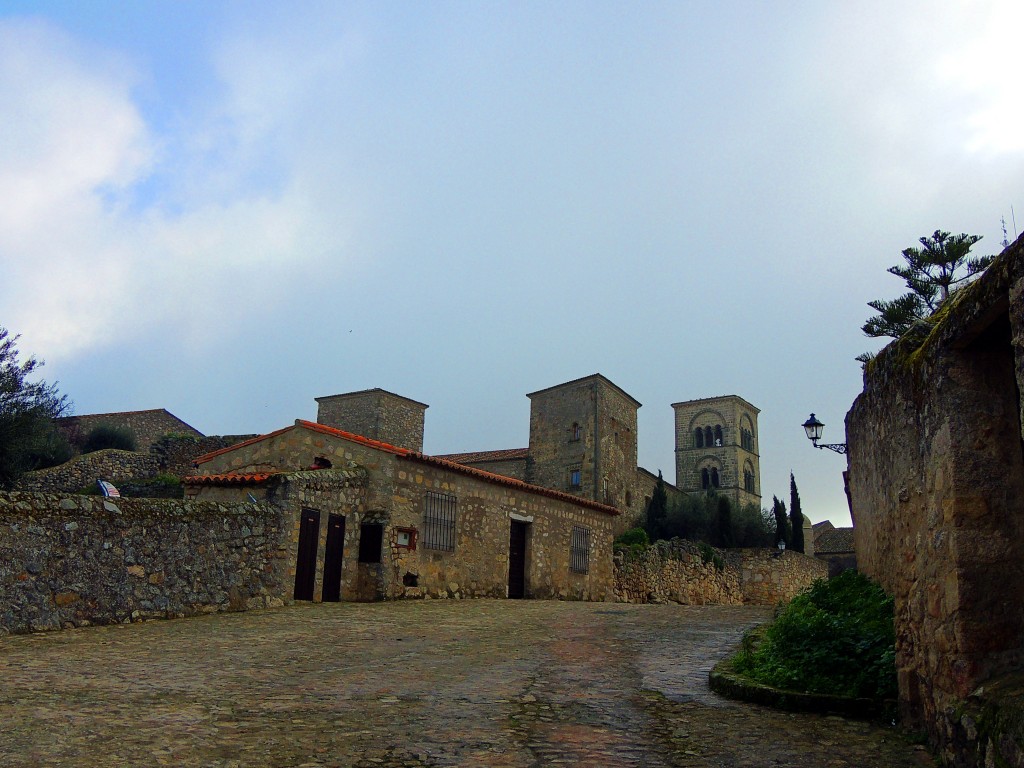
[0,17,358,360]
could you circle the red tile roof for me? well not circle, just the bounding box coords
[436,448,529,464]
[182,472,279,486]
[192,420,618,516]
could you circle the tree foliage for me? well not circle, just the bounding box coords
[0,327,71,488]
[82,424,137,453]
[772,495,789,547]
[862,230,993,340]
[789,473,804,554]
[643,471,669,542]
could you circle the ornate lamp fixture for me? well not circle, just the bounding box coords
[802,413,847,454]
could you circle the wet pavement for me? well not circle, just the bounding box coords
[0,601,934,767]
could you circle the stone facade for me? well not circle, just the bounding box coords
[672,395,761,511]
[725,549,827,605]
[57,408,203,451]
[847,234,1024,766]
[0,491,288,634]
[315,388,427,452]
[188,420,619,603]
[15,449,160,494]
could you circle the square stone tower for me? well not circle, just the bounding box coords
[526,374,640,510]
[315,388,428,452]
[672,395,760,511]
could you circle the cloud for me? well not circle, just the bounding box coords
[0,16,359,361]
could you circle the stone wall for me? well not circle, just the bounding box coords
[613,541,825,606]
[727,549,827,605]
[15,450,160,494]
[151,434,258,477]
[614,540,742,604]
[847,234,1024,766]
[0,491,289,635]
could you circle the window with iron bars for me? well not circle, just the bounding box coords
[570,526,591,573]
[423,491,457,551]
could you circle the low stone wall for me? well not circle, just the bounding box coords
[613,541,826,606]
[0,491,289,635]
[614,540,742,604]
[16,450,159,494]
[728,549,828,605]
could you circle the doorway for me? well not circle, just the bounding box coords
[321,514,346,602]
[508,519,529,599]
[294,508,321,601]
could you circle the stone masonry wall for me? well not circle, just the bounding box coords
[315,389,426,452]
[0,491,290,635]
[16,450,160,494]
[151,434,258,477]
[848,234,1024,767]
[57,409,203,450]
[614,541,825,606]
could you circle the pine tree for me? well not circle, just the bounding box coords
[862,230,992,340]
[789,473,804,554]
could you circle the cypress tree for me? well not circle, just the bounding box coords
[716,495,734,548]
[772,495,788,547]
[644,471,669,542]
[790,473,805,554]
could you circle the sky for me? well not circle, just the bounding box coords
[1,1,1021,527]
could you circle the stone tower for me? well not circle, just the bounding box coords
[672,395,760,510]
[526,374,641,512]
[315,388,428,452]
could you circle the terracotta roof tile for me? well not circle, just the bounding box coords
[436,448,529,464]
[183,472,279,486]
[815,528,855,554]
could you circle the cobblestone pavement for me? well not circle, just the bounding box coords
[0,601,934,767]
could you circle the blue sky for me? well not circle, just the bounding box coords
[2,1,1021,525]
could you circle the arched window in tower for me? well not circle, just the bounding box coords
[743,461,756,493]
[570,422,581,442]
[695,427,704,448]
[714,425,723,446]
[711,467,720,488]
[701,468,710,489]
[704,426,713,447]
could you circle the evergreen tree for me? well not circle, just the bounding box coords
[789,473,805,554]
[0,327,70,489]
[644,470,669,542]
[862,230,992,340]
[772,495,789,547]
[716,495,734,548]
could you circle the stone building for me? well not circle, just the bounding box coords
[315,388,428,452]
[672,395,761,511]
[846,233,1024,766]
[56,408,203,451]
[186,420,619,602]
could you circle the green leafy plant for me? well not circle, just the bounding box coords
[614,527,650,560]
[82,424,137,453]
[734,571,897,700]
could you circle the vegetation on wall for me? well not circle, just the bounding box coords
[82,424,138,453]
[734,571,897,701]
[0,326,72,489]
[643,491,774,549]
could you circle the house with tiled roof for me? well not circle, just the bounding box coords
[185,419,618,603]
[813,525,856,576]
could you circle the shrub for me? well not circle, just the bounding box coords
[734,571,896,700]
[82,424,137,453]
[614,527,650,560]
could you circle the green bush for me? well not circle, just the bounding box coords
[82,424,137,453]
[614,527,650,560]
[733,571,897,700]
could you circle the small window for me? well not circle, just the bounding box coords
[569,466,582,489]
[714,425,723,447]
[570,422,581,442]
[570,526,590,573]
[695,428,704,448]
[711,467,720,488]
[358,523,384,563]
[423,492,457,551]
[701,468,710,489]
[744,470,755,493]
[704,426,713,447]
[625,491,632,507]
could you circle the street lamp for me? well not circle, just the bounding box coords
[802,413,848,454]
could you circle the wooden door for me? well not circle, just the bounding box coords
[293,508,320,601]
[322,514,346,602]
[508,520,528,599]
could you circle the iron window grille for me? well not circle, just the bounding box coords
[570,526,591,574]
[423,491,457,552]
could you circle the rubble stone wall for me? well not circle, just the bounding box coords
[0,491,289,635]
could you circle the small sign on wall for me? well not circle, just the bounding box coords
[395,527,417,551]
